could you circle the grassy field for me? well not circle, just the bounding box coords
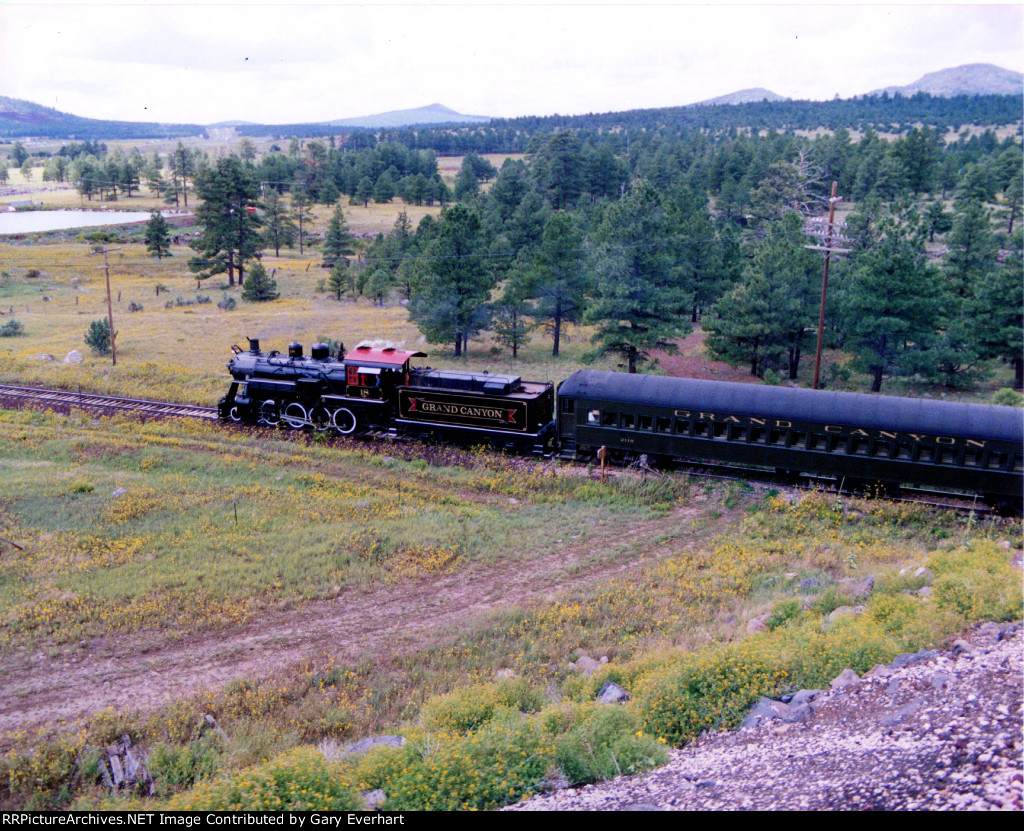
[0,402,1019,809]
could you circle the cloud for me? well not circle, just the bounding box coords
[1,3,1021,123]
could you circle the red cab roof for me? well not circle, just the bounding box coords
[342,345,426,367]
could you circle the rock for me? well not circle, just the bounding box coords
[913,567,933,580]
[494,668,516,680]
[881,696,926,726]
[30,353,56,362]
[890,649,938,670]
[741,697,790,728]
[347,735,406,755]
[799,578,820,592]
[360,789,387,810]
[112,488,127,498]
[63,350,83,364]
[997,540,1011,551]
[830,668,860,690]
[828,606,855,624]
[951,639,974,656]
[596,681,630,704]
[569,655,603,675]
[747,614,769,633]
[789,689,824,708]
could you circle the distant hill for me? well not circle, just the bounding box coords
[868,63,1023,97]
[689,88,788,107]
[325,103,491,129]
[0,95,202,140]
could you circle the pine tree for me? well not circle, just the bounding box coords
[291,187,312,255]
[188,156,262,287]
[241,263,279,302]
[262,189,297,257]
[144,211,173,259]
[493,267,535,359]
[704,212,817,379]
[84,318,111,354]
[835,221,941,393]
[327,260,354,301]
[322,205,355,267]
[531,211,587,356]
[585,182,691,373]
[409,204,493,357]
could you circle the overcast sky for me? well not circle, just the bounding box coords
[1,2,1021,125]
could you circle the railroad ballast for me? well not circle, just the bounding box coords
[220,339,1024,511]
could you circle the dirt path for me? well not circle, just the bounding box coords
[0,503,709,740]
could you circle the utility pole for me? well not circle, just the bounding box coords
[804,183,851,390]
[92,247,121,365]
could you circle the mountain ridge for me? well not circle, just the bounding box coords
[867,63,1022,97]
[2,63,1021,138]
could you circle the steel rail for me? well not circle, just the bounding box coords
[0,383,218,420]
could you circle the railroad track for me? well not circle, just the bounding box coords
[0,383,1006,517]
[0,383,218,420]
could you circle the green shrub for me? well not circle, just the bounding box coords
[1,732,86,809]
[84,318,111,355]
[766,598,802,631]
[929,543,1022,622]
[165,747,360,811]
[638,647,790,746]
[808,587,844,616]
[360,722,556,811]
[991,388,1023,407]
[0,318,24,337]
[495,677,546,714]
[554,704,668,785]
[419,683,499,734]
[148,736,224,796]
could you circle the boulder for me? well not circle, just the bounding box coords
[569,655,603,675]
[347,735,406,755]
[596,681,630,704]
[747,614,770,633]
[830,668,860,690]
[741,697,790,729]
[63,350,83,364]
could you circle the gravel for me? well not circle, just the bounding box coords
[510,623,1023,811]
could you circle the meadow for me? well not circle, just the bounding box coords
[0,400,1019,809]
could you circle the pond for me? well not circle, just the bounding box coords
[0,210,181,235]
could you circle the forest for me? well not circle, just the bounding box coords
[5,92,1022,393]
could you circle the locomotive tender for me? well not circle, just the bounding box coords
[220,339,1023,510]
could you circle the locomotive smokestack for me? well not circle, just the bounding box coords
[248,338,260,353]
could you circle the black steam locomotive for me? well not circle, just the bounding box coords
[220,339,556,452]
[220,339,1024,511]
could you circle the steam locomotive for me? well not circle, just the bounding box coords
[220,339,1024,511]
[220,339,556,452]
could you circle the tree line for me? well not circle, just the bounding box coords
[166,123,1020,394]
